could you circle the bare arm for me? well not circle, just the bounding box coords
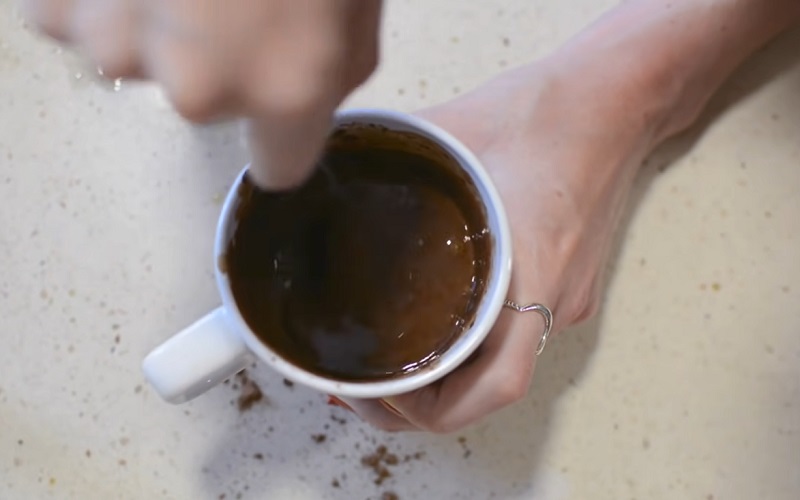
[553,0,800,147]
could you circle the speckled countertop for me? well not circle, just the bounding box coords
[1,2,799,499]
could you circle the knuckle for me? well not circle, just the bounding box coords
[345,45,379,90]
[36,19,69,41]
[25,4,71,41]
[495,372,531,406]
[578,297,601,323]
[170,92,218,123]
[387,403,460,434]
[167,78,223,123]
[414,410,468,435]
[71,9,141,78]
[423,419,461,435]
[388,423,415,433]
[371,420,406,433]
[91,48,139,79]
[146,38,228,122]
[572,286,601,325]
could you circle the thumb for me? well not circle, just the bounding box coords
[242,112,333,190]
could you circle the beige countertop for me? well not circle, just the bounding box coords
[1,2,799,499]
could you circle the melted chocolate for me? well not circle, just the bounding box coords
[226,124,491,381]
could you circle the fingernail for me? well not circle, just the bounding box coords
[379,398,405,418]
[326,395,354,412]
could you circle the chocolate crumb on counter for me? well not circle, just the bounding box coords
[235,370,266,412]
[457,436,472,458]
[361,444,400,486]
[311,434,327,444]
[402,451,425,463]
[282,378,294,388]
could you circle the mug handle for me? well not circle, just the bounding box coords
[142,307,254,404]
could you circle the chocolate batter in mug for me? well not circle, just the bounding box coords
[226,124,492,381]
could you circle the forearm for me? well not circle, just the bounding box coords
[553,0,800,146]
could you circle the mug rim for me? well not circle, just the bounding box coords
[213,108,512,398]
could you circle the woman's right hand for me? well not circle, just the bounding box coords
[22,0,383,189]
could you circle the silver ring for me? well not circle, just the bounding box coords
[503,300,553,355]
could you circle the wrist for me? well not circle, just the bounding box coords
[539,49,672,157]
[491,60,653,222]
[550,0,800,147]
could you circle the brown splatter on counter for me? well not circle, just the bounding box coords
[361,445,397,485]
[402,451,425,463]
[311,434,327,444]
[359,444,421,487]
[457,436,472,458]
[235,370,265,412]
[282,378,294,388]
[381,492,399,500]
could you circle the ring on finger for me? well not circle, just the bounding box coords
[502,300,553,355]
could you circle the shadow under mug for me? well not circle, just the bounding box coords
[142,108,512,404]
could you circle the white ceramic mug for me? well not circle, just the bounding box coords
[142,108,512,404]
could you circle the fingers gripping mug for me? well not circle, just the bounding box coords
[142,109,512,403]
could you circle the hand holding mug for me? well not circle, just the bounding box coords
[350,61,659,432]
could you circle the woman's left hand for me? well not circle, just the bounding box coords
[343,59,661,432]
